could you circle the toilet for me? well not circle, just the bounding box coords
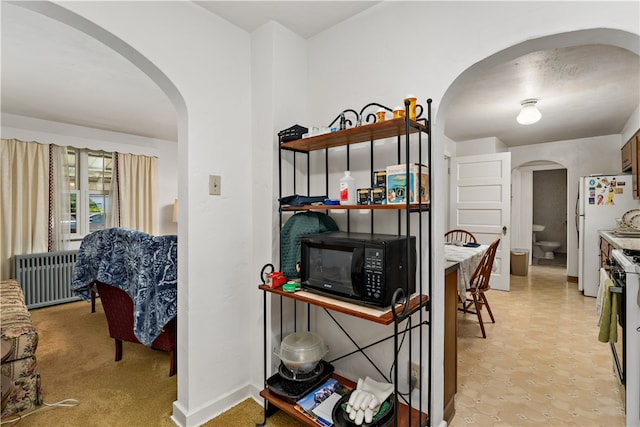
[532,224,561,260]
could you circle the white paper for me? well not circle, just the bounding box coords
[312,392,342,424]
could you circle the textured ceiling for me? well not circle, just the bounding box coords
[445,44,639,147]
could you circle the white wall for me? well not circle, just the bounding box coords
[1,113,178,238]
[455,137,509,156]
[8,1,639,427]
[250,20,309,398]
[623,105,640,142]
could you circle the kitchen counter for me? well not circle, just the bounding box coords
[599,230,640,251]
[444,265,458,424]
[445,261,458,275]
[442,245,487,425]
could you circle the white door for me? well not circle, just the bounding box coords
[449,152,511,291]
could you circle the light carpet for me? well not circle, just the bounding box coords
[2,300,297,427]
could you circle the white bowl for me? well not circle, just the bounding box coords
[277,332,328,374]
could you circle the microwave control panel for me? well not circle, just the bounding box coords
[364,248,384,300]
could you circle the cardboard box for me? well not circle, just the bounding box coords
[373,170,387,188]
[371,187,385,204]
[357,187,386,205]
[385,163,429,204]
[357,188,371,205]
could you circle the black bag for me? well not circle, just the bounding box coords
[279,194,327,208]
[280,212,339,278]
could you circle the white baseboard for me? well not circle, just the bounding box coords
[171,384,446,427]
[171,383,262,427]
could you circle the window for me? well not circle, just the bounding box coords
[67,148,113,237]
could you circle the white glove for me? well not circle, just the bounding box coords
[345,377,392,425]
[360,376,394,404]
[346,389,380,425]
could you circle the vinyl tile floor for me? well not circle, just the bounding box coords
[451,264,626,427]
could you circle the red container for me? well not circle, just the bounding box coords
[267,271,287,288]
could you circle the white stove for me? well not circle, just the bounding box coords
[611,249,640,427]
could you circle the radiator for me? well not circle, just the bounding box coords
[14,250,80,309]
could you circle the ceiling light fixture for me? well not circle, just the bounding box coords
[517,98,542,125]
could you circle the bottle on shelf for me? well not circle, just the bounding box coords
[339,170,356,205]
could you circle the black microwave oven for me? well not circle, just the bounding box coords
[299,231,416,308]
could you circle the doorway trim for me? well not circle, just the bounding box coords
[512,161,568,267]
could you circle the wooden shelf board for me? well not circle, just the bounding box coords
[260,373,428,427]
[259,285,428,325]
[280,118,428,152]
[281,203,430,212]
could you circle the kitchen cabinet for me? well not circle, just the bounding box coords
[622,138,633,172]
[625,129,640,199]
[259,101,432,426]
[600,235,615,269]
[599,230,640,252]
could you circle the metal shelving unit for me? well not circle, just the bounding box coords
[259,99,433,427]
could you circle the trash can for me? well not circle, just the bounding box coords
[510,249,529,276]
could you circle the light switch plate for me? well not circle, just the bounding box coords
[209,175,221,195]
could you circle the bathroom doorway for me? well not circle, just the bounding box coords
[532,169,568,267]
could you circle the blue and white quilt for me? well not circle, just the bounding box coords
[71,228,177,346]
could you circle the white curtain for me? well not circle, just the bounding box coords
[0,140,70,279]
[106,155,118,229]
[50,144,71,252]
[1,139,49,279]
[113,152,157,235]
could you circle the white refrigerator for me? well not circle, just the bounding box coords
[577,174,640,297]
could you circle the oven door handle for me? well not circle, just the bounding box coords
[610,285,623,294]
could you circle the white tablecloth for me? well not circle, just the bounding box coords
[444,243,488,302]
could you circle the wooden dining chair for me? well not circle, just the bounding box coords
[444,229,477,244]
[461,238,500,338]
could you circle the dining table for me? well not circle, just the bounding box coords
[444,243,488,302]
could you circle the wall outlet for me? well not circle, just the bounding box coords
[408,362,420,390]
[209,175,221,195]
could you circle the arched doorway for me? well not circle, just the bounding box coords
[10,0,187,420]
[513,161,568,268]
[436,28,638,425]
